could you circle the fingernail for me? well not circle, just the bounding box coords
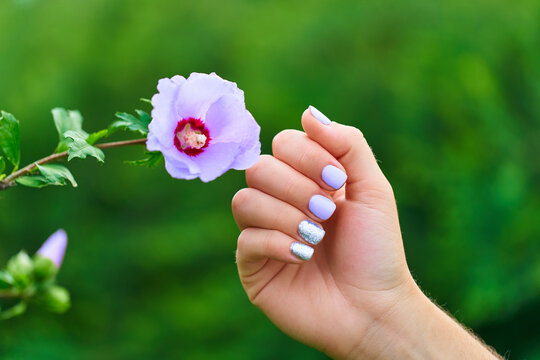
[309,105,331,125]
[322,165,347,190]
[298,220,325,245]
[308,195,336,220]
[290,242,314,261]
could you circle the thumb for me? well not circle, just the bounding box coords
[301,106,392,202]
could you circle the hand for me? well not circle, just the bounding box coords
[232,107,500,359]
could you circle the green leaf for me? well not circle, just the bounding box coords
[33,256,58,280]
[110,110,150,135]
[16,164,77,188]
[0,111,20,170]
[0,301,27,320]
[86,129,109,145]
[37,286,70,313]
[140,97,152,105]
[125,151,163,168]
[52,108,88,152]
[36,164,77,187]
[15,176,50,188]
[0,271,14,289]
[64,130,105,163]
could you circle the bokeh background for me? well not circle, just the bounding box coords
[1,0,539,358]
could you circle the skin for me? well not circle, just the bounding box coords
[232,109,502,359]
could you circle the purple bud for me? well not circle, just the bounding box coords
[37,229,68,268]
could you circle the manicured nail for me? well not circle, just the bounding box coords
[309,105,331,125]
[298,220,325,245]
[290,242,314,261]
[308,195,336,220]
[322,165,347,190]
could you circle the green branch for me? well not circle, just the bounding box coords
[0,138,147,191]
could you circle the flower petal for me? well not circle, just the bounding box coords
[230,140,261,170]
[147,73,261,182]
[163,153,199,180]
[204,94,260,145]
[175,73,244,120]
[196,142,240,182]
[150,76,186,147]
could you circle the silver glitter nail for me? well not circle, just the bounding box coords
[298,220,325,245]
[290,242,314,261]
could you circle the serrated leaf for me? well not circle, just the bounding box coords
[15,164,77,188]
[15,176,50,188]
[125,151,163,168]
[86,129,109,145]
[64,130,105,163]
[0,111,20,170]
[52,108,88,152]
[37,164,77,187]
[110,110,150,135]
[0,302,27,320]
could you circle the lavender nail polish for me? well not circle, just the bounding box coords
[290,242,314,261]
[322,165,347,190]
[309,105,331,125]
[308,195,336,220]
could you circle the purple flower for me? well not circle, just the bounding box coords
[146,72,261,182]
[37,229,67,268]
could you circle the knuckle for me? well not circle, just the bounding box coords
[295,147,310,169]
[260,230,277,258]
[245,155,272,184]
[236,228,252,253]
[381,178,395,197]
[282,177,297,201]
[272,129,298,154]
[231,188,251,212]
[348,127,365,143]
[365,178,395,202]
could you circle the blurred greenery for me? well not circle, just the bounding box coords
[0,0,539,358]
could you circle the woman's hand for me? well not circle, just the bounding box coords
[232,107,500,359]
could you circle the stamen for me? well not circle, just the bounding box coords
[173,118,210,156]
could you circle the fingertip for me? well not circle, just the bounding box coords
[290,242,314,261]
[308,105,332,125]
[300,106,389,200]
[301,106,333,144]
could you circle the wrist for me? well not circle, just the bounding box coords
[345,281,500,360]
[344,280,428,360]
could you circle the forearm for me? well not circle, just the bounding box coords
[347,285,502,360]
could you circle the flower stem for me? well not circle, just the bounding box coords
[0,138,147,191]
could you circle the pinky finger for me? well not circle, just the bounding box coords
[236,228,314,274]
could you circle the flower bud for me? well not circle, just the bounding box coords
[36,229,67,268]
[38,285,70,313]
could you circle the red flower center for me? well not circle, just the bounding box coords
[173,118,210,156]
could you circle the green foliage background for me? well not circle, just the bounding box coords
[0,0,539,358]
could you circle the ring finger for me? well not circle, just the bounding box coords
[232,188,326,246]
